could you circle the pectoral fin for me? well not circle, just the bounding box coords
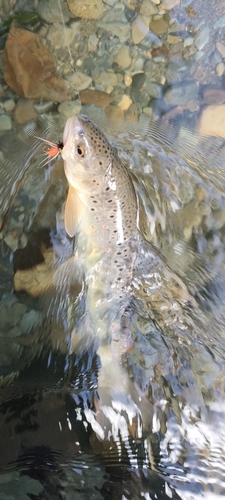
[64,185,84,237]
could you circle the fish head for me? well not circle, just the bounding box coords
[62,114,113,193]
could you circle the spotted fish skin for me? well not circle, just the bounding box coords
[62,115,139,356]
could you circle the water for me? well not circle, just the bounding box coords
[1,0,225,498]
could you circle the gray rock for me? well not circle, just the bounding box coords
[0,114,11,131]
[37,0,71,24]
[145,81,164,99]
[58,99,82,117]
[97,18,130,42]
[195,27,209,51]
[164,80,199,106]
[132,73,146,91]
[214,14,225,29]
[19,309,43,334]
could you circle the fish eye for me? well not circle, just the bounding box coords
[76,145,86,157]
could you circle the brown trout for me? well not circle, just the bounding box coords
[62,114,140,361]
[61,114,197,434]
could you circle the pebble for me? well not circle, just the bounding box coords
[118,94,132,111]
[151,0,160,4]
[143,106,153,117]
[198,104,225,139]
[66,71,92,91]
[167,34,181,44]
[33,101,53,113]
[97,20,130,42]
[164,80,199,105]
[3,99,15,112]
[145,80,163,99]
[140,0,158,16]
[202,87,225,105]
[195,27,209,51]
[113,45,131,68]
[47,23,77,48]
[150,18,169,36]
[132,73,146,91]
[216,63,225,77]
[124,74,132,86]
[216,42,225,59]
[95,71,118,90]
[0,114,11,131]
[88,34,99,52]
[214,14,225,29]
[159,0,180,9]
[37,0,71,23]
[184,36,193,47]
[79,89,111,107]
[66,0,104,19]
[58,99,82,117]
[132,15,150,44]
[13,98,38,124]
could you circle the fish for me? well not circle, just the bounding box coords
[60,114,200,440]
[62,114,138,358]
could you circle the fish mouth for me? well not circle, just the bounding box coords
[62,115,85,161]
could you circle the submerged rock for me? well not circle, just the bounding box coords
[3,25,70,103]
[66,0,104,19]
[198,104,225,139]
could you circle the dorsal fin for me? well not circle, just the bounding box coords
[64,185,84,237]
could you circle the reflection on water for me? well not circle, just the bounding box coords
[1,0,225,499]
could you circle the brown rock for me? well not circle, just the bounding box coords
[4,25,70,102]
[66,0,104,19]
[150,18,168,36]
[198,104,225,138]
[202,86,225,105]
[79,89,111,107]
[13,97,38,124]
[151,44,169,59]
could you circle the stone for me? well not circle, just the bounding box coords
[132,15,149,44]
[66,71,92,91]
[124,74,132,86]
[13,98,38,124]
[202,87,225,105]
[66,0,104,19]
[216,41,225,59]
[95,71,118,90]
[216,63,225,77]
[47,23,77,48]
[195,27,209,51]
[0,114,11,131]
[113,45,131,68]
[37,0,71,23]
[214,14,225,29]
[149,18,169,36]
[118,94,132,111]
[88,34,99,52]
[3,25,70,103]
[198,104,225,139]
[79,89,111,107]
[164,80,199,105]
[97,20,130,42]
[3,99,15,112]
[159,0,180,9]
[140,0,158,16]
[58,99,82,117]
[167,34,181,44]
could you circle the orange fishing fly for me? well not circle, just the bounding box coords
[36,137,64,168]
